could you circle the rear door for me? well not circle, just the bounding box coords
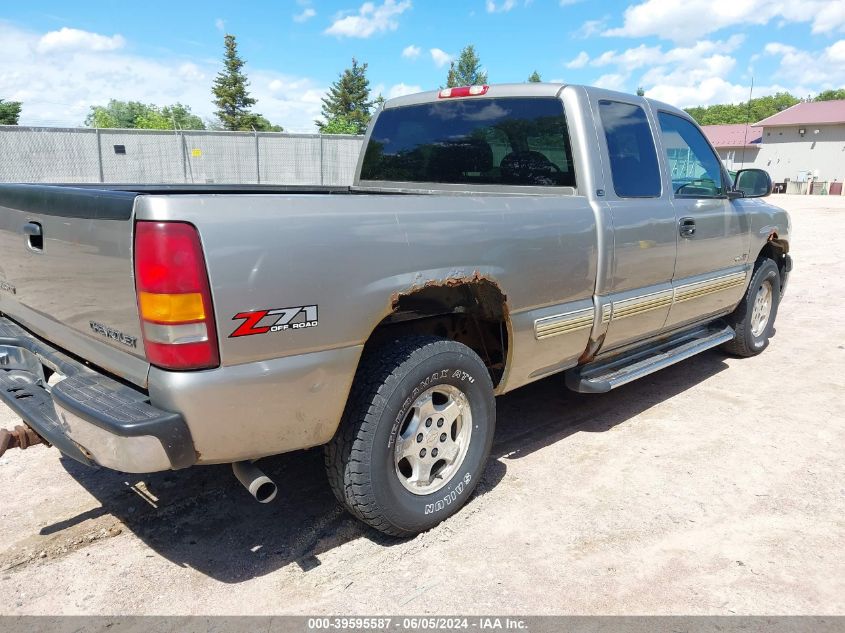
[654,112,751,329]
[592,97,677,351]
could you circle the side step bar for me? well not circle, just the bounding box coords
[565,323,735,393]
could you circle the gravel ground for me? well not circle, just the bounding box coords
[0,194,843,615]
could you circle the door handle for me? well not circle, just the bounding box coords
[23,222,41,237]
[23,222,43,251]
[679,217,696,238]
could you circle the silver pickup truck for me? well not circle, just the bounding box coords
[0,83,791,536]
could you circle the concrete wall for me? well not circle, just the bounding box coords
[715,147,761,172]
[746,124,845,184]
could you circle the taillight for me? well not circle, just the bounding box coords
[134,221,220,370]
[438,85,489,99]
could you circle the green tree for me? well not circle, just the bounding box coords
[445,45,487,88]
[162,103,206,130]
[135,109,172,129]
[528,71,542,83]
[636,86,645,97]
[85,100,149,128]
[685,92,801,125]
[318,58,372,134]
[0,99,22,125]
[814,89,845,101]
[212,34,278,131]
[320,115,360,135]
[84,100,205,129]
[445,63,459,89]
[243,113,283,132]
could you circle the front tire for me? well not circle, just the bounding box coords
[325,336,495,536]
[722,258,781,357]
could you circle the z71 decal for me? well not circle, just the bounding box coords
[230,305,318,337]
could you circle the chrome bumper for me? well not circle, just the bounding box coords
[0,315,195,473]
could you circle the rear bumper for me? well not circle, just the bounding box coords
[0,315,195,472]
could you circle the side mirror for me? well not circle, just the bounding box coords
[733,168,772,198]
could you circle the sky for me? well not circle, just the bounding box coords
[1,0,844,132]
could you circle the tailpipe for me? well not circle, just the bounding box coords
[232,461,277,504]
[0,424,48,458]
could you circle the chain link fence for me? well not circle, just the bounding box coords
[0,126,364,186]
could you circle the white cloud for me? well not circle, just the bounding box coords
[486,0,517,12]
[574,18,608,38]
[178,63,206,82]
[36,27,125,54]
[215,18,225,32]
[251,71,326,130]
[590,36,744,71]
[565,51,589,69]
[325,0,412,38]
[646,78,753,108]
[593,73,629,91]
[763,40,845,86]
[1,22,325,132]
[402,44,421,59]
[294,8,317,22]
[430,48,453,68]
[604,0,845,42]
[813,1,845,33]
[578,36,791,108]
[827,39,845,63]
[388,83,422,98]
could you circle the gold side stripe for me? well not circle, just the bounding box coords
[614,296,673,314]
[537,323,593,339]
[613,302,672,320]
[611,291,673,321]
[674,272,746,304]
[601,304,612,324]
[535,308,594,340]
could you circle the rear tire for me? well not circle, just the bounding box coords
[325,336,495,537]
[722,258,781,357]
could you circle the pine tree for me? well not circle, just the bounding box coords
[212,34,263,131]
[527,71,541,83]
[636,87,645,97]
[445,45,487,88]
[319,58,373,135]
[445,63,459,89]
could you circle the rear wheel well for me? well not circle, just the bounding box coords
[366,278,509,387]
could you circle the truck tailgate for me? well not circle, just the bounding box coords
[0,185,149,386]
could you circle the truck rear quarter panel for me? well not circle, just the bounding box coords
[136,193,598,461]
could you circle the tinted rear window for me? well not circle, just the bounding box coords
[598,100,661,198]
[360,97,576,188]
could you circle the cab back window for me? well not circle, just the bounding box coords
[360,97,576,188]
[598,100,661,198]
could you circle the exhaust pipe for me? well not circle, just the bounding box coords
[232,461,277,504]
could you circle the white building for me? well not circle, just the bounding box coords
[703,100,845,195]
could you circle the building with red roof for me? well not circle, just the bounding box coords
[702,124,762,171]
[702,100,845,193]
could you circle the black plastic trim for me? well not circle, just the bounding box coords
[0,315,195,470]
[0,184,138,220]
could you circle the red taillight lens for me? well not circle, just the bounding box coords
[134,221,220,370]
